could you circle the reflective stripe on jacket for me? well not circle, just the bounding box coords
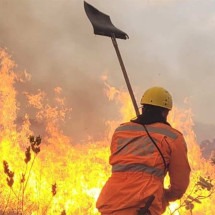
[96,122,191,215]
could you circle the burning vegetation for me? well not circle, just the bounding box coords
[0,48,215,214]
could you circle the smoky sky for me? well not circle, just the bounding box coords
[0,0,215,141]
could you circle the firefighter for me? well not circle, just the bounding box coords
[96,86,191,215]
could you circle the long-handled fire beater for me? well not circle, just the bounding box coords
[84,2,155,214]
[84,1,140,116]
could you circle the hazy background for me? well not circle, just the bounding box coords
[0,0,215,143]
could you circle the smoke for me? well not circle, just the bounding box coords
[0,0,215,141]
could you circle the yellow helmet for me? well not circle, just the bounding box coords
[140,86,173,110]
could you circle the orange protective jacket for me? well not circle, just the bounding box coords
[96,122,191,215]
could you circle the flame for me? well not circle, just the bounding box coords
[0,48,215,215]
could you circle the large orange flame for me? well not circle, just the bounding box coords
[0,49,215,215]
